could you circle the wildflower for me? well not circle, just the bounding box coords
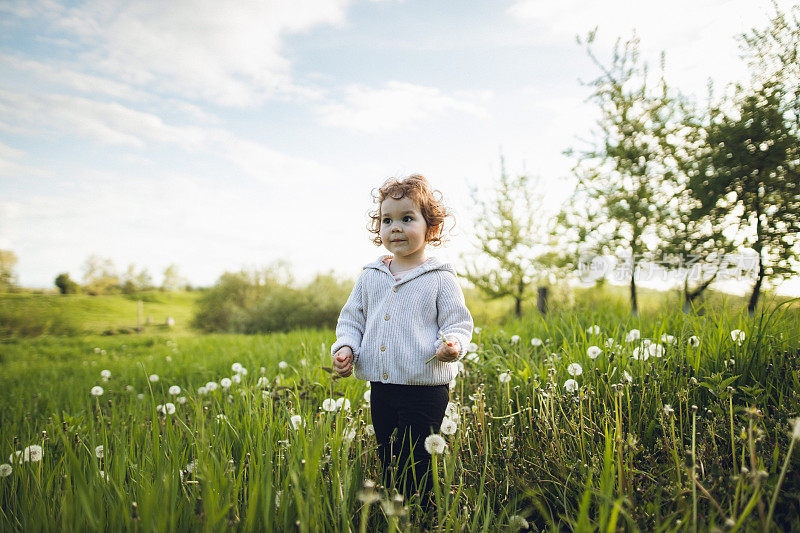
[605,338,615,348]
[198,386,208,395]
[663,404,674,417]
[8,451,22,464]
[509,515,529,530]
[358,480,380,504]
[205,381,218,392]
[300,358,308,366]
[587,346,602,359]
[231,362,243,373]
[262,390,270,399]
[98,470,109,482]
[365,424,375,436]
[137,393,144,400]
[290,414,304,430]
[498,372,511,383]
[335,397,351,411]
[731,329,746,345]
[322,398,337,412]
[632,347,650,361]
[567,363,583,376]
[186,459,198,474]
[440,417,457,435]
[260,366,266,375]
[156,403,175,415]
[220,378,232,390]
[91,386,104,397]
[586,325,600,335]
[363,390,371,403]
[95,445,104,459]
[23,445,42,462]
[237,367,247,375]
[177,396,187,404]
[449,379,456,390]
[215,414,227,423]
[625,329,641,342]
[468,342,479,352]
[166,355,172,362]
[231,374,241,385]
[510,335,520,344]
[649,344,664,358]
[445,402,459,417]
[278,361,288,371]
[424,434,447,454]
[660,333,676,345]
[791,418,800,441]
[622,371,633,383]
[257,377,268,388]
[125,385,134,392]
[94,347,101,353]
[465,352,479,362]
[474,327,482,334]
[0,464,11,477]
[688,335,700,347]
[168,385,181,395]
[530,337,543,346]
[564,379,578,393]
[149,374,159,383]
[100,369,111,379]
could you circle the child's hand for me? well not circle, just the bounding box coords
[435,337,460,363]
[333,346,353,378]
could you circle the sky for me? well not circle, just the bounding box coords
[1,0,798,296]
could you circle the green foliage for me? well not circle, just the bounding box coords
[192,268,352,333]
[81,254,121,295]
[462,158,561,318]
[0,249,19,292]
[55,272,80,294]
[121,264,154,294]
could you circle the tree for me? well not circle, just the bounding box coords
[81,255,120,295]
[462,159,558,317]
[54,273,80,294]
[563,32,678,315]
[701,82,800,314]
[161,263,186,292]
[122,264,154,294]
[0,250,18,292]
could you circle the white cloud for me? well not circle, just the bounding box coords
[319,81,490,134]
[6,0,352,107]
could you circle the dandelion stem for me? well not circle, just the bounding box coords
[765,436,797,531]
[692,410,697,533]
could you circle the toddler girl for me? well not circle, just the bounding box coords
[331,174,473,503]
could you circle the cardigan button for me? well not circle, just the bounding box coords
[392,287,398,292]
[382,373,388,380]
[384,314,390,320]
[380,345,386,351]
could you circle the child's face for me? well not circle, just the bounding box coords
[379,196,428,262]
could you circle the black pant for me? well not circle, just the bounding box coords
[370,381,449,500]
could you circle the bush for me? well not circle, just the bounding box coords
[54,273,80,294]
[0,295,82,338]
[192,269,351,333]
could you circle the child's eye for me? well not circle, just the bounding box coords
[403,216,413,222]
[382,218,391,224]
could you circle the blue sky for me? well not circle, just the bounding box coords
[1,0,798,296]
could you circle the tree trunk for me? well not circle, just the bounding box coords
[682,270,718,314]
[514,296,522,317]
[747,254,764,316]
[537,286,548,315]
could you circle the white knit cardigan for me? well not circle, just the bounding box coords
[331,255,474,385]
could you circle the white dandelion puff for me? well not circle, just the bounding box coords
[467,342,479,352]
[530,337,543,346]
[98,470,109,482]
[343,428,356,442]
[605,338,615,348]
[215,414,227,423]
[465,352,479,362]
[8,451,22,464]
[322,398,337,412]
[660,333,676,345]
[365,424,375,436]
[623,370,633,383]
[688,335,700,347]
[94,445,104,459]
[177,396,187,404]
[587,346,602,359]
[474,327,482,334]
[663,404,674,416]
[168,385,181,395]
[586,325,600,335]
[510,335,520,344]
[205,381,218,392]
[100,369,111,379]
[498,372,511,383]
[363,390,371,403]
[23,445,42,463]
[257,377,269,388]
[231,374,241,385]
[220,378,232,390]
[290,414,304,430]
[625,329,641,342]
[440,417,457,435]
[731,329,746,345]
[231,362,243,373]
[90,386,104,397]
[567,363,583,376]
[335,397,351,411]
[198,386,208,395]
[0,464,11,477]
[791,418,800,441]
[649,344,664,358]
[424,434,447,454]
[564,379,578,393]
[278,361,288,371]
[149,374,159,383]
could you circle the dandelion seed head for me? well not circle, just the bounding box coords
[623,371,633,383]
[95,445,104,458]
[149,374,159,383]
[605,338,615,348]
[100,369,111,379]
[9,451,22,464]
[467,342,479,352]
[177,396,187,404]
[509,515,529,529]
[586,325,600,335]
[625,329,640,342]
[465,352,479,362]
[168,385,181,395]
[290,414,304,430]
[220,378,232,390]
[564,379,578,393]
[231,374,241,384]
[791,418,800,441]
[322,398,337,412]
[663,404,674,417]
[688,335,700,347]
[587,346,602,359]
[231,362,243,373]
[278,361,288,370]
[498,372,511,383]
[424,434,447,454]
[0,464,11,477]
[530,337,543,346]
[90,386,104,397]
[205,381,218,392]
[257,377,269,388]
[649,344,664,358]
[335,397,351,411]
[365,424,375,436]
[730,329,745,345]
[510,335,520,344]
[660,333,676,345]
[567,363,583,376]
[363,390,371,403]
[474,327,481,334]
[440,417,458,435]
[23,445,42,462]
[343,428,356,442]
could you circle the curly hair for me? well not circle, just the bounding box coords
[367,174,452,247]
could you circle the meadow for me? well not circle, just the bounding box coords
[0,289,799,531]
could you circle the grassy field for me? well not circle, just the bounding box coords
[1,289,799,531]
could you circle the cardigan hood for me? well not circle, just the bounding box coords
[363,255,455,285]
